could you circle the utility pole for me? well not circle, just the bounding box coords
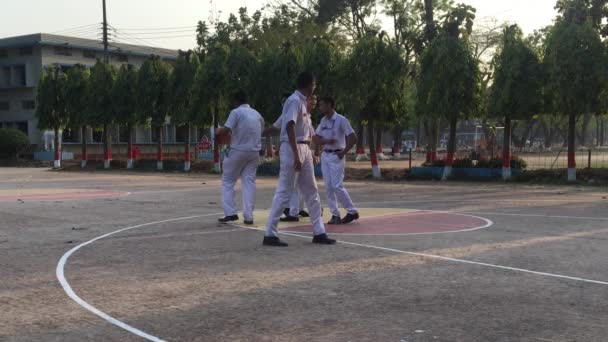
[102,0,109,64]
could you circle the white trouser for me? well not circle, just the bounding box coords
[321,152,358,217]
[288,173,305,217]
[221,149,260,221]
[265,143,326,237]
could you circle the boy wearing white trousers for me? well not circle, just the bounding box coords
[270,96,318,222]
[263,72,336,247]
[216,91,265,225]
[314,96,360,225]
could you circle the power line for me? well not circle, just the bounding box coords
[111,29,195,35]
[113,25,197,31]
[51,23,100,34]
[119,34,194,39]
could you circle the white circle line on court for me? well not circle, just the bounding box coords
[281,210,494,236]
[56,212,226,342]
[233,223,608,287]
[55,206,608,342]
[354,200,608,221]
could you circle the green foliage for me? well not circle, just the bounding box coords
[477,155,528,170]
[545,4,606,116]
[489,24,544,120]
[64,65,90,128]
[338,34,405,123]
[137,57,172,127]
[0,128,30,158]
[88,61,116,127]
[36,66,68,131]
[112,64,139,127]
[194,45,229,125]
[417,31,480,121]
[170,51,200,125]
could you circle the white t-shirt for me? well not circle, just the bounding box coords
[224,104,265,152]
[279,90,312,143]
[315,112,355,151]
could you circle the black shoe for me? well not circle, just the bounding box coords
[280,215,300,222]
[327,215,341,225]
[313,233,336,245]
[283,208,290,216]
[341,212,360,224]
[263,236,289,247]
[299,210,310,218]
[244,220,254,225]
[218,215,239,223]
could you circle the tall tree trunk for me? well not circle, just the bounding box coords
[568,113,576,182]
[80,125,87,168]
[392,126,402,156]
[442,116,457,180]
[103,123,111,169]
[416,119,421,150]
[601,117,605,146]
[54,128,61,168]
[356,122,365,154]
[502,116,512,180]
[368,120,380,178]
[127,123,134,169]
[578,113,592,146]
[375,124,383,155]
[184,123,191,171]
[425,118,439,162]
[157,125,164,170]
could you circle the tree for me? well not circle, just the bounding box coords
[417,4,480,180]
[64,65,90,168]
[112,64,139,169]
[545,0,606,181]
[89,61,116,169]
[36,66,68,168]
[489,25,543,179]
[338,34,405,178]
[137,57,172,170]
[171,51,201,171]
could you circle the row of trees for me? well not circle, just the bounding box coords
[37,0,608,181]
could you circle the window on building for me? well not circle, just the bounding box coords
[151,126,160,143]
[0,101,9,111]
[54,46,72,56]
[62,127,78,143]
[92,129,103,143]
[0,49,7,58]
[0,67,10,87]
[14,65,26,86]
[15,121,28,135]
[119,125,130,143]
[83,50,96,59]
[22,100,35,110]
[176,125,190,143]
[19,47,33,56]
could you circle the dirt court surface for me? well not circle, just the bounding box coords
[2,167,608,342]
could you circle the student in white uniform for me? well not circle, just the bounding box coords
[216,90,265,225]
[263,72,336,247]
[314,96,360,224]
[272,95,318,222]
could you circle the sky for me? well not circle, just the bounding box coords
[0,0,558,51]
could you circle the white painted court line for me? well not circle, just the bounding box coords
[281,210,494,236]
[355,200,608,221]
[234,224,608,287]
[56,212,228,342]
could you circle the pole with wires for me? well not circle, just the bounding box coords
[102,0,109,63]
